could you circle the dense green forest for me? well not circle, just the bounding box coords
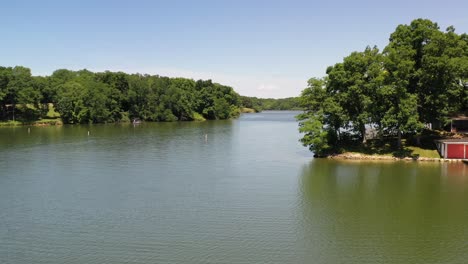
[298,19,468,156]
[0,67,243,124]
[240,96,301,112]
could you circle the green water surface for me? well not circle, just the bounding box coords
[0,111,467,263]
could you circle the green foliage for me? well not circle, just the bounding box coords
[0,67,242,124]
[241,107,256,113]
[55,81,88,124]
[119,111,131,123]
[298,18,468,154]
[240,96,301,111]
[195,81,241,120]
[297,111,330,155]
[192,112,206,121]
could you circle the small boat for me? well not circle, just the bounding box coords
[132,119,141,124]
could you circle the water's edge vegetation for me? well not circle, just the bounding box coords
[296,18,468,159]
[0,67,300,126]
[0,68,242,124]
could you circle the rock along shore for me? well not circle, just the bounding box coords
[329,153,465,162]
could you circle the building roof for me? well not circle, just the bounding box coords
[436,138,468,143]
[451,114,468,120]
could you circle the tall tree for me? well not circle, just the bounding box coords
[327,46,383,142]
[6,66,38,121]
[385,19,468,128]
[297,78,345,155]
[0,67,11,119]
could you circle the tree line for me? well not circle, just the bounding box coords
[240,96,301,112]
[297,19,468,155]
[0,67,243,124]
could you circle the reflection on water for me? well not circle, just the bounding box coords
[0,112,308,264]
[298,160,468,264]
[1,112,468,264]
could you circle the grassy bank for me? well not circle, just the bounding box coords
[0,118,63,127]
[326,134,443,160]
[339,141,439,159]
[240,107,257,113]
[0,104,63,127]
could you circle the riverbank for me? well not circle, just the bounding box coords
[0,118,63,127]
[312,135,454,162]
[327,152,467,162]
[240,107,257,113]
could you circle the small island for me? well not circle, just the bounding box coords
[297,18,468,161]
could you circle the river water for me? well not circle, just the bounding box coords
[0,111,467,263]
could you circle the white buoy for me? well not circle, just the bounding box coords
[28,127,30,133]
[88,131,90,136]
[205,134,208,143]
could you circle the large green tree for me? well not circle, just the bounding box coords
[298,18,468,153]
[5,66,41,121]
[326,46,384,142]
[385,19,468,127]
[297,78,344,155]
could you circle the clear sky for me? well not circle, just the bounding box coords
[2,0,468,98]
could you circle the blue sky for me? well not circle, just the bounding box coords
[2,0,468,98]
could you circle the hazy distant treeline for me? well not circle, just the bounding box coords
[240,96,301,112]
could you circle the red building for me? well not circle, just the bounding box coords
[436,139,468,159]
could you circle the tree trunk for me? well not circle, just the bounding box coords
[397,129,402,149]
[415,135,421,146]
[362,125,367,144]
[0,104,4,119]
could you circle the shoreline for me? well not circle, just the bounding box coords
[327,153,465,162]
[0,120,63,127]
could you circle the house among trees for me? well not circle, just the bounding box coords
[296,18,468,157]
[450,115,468,133]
